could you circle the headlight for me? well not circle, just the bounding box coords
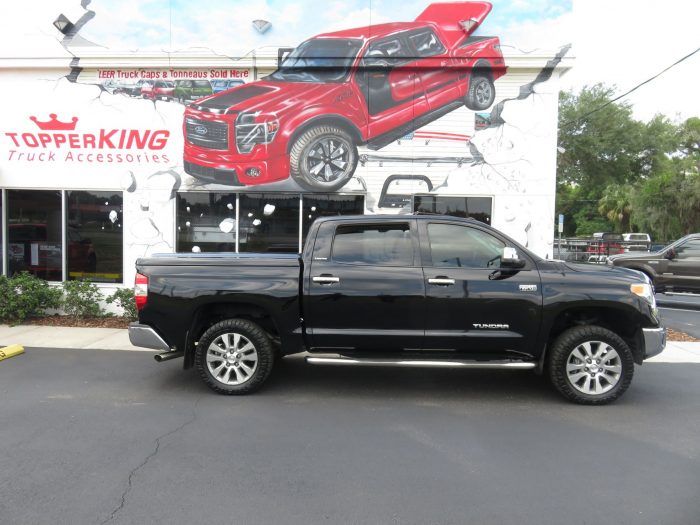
[235,112,279,153]
[630,282,655,305]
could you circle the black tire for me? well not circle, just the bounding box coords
[548,325,634,405]
[289,125,358,192]
[195,319,274,395]
[465,73,495,111]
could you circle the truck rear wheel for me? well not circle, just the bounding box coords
[195,319,274,395]
[465,73,495,111]
[289,125,358,192]
[548,325,634,405]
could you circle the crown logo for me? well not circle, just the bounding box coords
[30,114,79,131]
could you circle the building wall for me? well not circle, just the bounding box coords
[0,1,573,301]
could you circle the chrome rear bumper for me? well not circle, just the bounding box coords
[128,322,171,351]
[642,327,666,359]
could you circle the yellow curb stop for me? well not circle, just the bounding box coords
[0,345,25,362]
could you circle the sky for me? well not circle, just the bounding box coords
[1,0,697,122]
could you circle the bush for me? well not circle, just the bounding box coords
[0,272,63,325]
[62,279,105,317]
[106,287,138,319]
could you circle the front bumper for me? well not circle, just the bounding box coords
[128,322,171,351]
[642,327,666,359]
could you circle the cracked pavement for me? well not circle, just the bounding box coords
[1,347,699,525]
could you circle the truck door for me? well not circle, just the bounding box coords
[405,28,460,111]
[304,220,425,352]
[355,35,429,137]
[419,220,542,358]
[666,238,700,293]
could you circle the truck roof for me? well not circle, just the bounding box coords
[316,21,432,41]
[313,2,493,47]
[314,214,483,225]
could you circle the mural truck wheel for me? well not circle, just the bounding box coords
[289,125,358,192]
[466,74,495,111]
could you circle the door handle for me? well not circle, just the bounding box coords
[428,278,455,286]
[313,275,340,284]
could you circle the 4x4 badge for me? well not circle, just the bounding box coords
[519,284,537,292]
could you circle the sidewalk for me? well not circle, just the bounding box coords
[1,325,700,363]
[0,324,145,352]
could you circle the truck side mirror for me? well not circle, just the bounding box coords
[501,247,526,269]
[665,248,676,260]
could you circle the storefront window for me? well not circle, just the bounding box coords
[66,191,123,283]
[176,192,238,253]
[302,194,365,242]
[239,194,299,253]
[7,190,63,281]
[413,195,493,224]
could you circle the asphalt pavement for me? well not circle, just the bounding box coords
[1,347,699,525]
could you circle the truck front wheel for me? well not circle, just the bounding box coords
[289,125,358,192]
[195,319,275,395]
[548,325,635,405]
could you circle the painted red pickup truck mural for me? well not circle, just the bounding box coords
[183,1,506,191]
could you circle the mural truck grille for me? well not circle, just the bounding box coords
[185,118,228,150]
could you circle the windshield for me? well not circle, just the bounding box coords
[269,38,362,83]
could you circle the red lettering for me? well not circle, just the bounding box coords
[99,129,117,148]
[148,130,169,150]
[39,133,52,147]
[21,133,39,147]
[69,134,80,148]
[5,133,20,147]
[83,134,96,148]
[125,130,148,149]
[54,134,67,148]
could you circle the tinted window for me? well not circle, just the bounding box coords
[428,223,505,268]
[302,194,365,243]
[364,37,411,65]
[413,195,492,224]
[194,80,211,88]
[675,239,700,259]
[332,223,413,266]
[7,190,62,281]
[66,191,123,283]
[239,194,299,253]
[176,192,237,253]
[408,29,445,57]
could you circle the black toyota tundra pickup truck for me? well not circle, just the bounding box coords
[129,215,665,404]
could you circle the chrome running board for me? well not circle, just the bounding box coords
[305,356,535,370]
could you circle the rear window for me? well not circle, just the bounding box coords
[331,223,413,266]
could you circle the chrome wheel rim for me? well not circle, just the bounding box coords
[566,341,622,395]
[206,332,258,386]
[475,79,492,106]
[305,137,351,186]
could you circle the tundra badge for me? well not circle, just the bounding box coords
[519,284,538,292]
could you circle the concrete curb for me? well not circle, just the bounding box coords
[0,325,146,352]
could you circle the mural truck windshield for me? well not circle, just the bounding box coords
[270,39,363,83]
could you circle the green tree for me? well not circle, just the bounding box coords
[598,184,632,232]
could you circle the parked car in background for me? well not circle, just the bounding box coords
[211,79,245,94]
[587,232,624,260]
[144,80,175,101]
[609,233,700,293]
[623,232,651,252]
[175,80,213,104]
[121,79,153,97]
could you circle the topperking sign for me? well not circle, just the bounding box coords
[3,113,172,165]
